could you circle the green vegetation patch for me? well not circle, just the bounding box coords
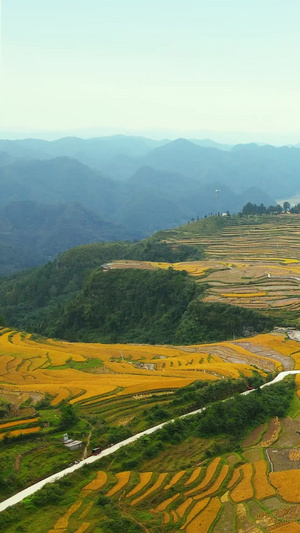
[0,378,294,533]
[0,266,275,345]
[49,356,104,372]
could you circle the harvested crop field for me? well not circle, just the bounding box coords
[107,215,300,313]
[108,257,300,311]
[242,422,268,447]
[43,447,300,532]
[1,328,295,409]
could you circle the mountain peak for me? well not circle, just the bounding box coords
[171,138,197,147]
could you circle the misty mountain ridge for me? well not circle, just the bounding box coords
[0,135,167,170]
[1,133,298,274]
[0,200,139,276]
[190,138,232,150]
[0,153,274,228]
[2,134,300,196]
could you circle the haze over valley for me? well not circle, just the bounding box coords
[3,134,300,274]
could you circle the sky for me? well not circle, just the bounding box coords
[1,0,300,143]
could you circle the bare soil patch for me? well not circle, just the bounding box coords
[274,505,300,521]
[268,449,300,472]
[248,500,279,531]
[242,423,267,447]
[233,342,293,371]
[242,448,264,463]
[213,501,235,533]
[235,502,261,533]
[276,418,300,448]
[226,454,241,467]
[262,496,291,511]
[14,453,22,471]
[261,418,281,447]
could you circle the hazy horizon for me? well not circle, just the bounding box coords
[1,127,300,147]
[2,1,300,145]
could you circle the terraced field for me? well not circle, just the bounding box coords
[4,215,300,531]
[107,256,300,312]
[1,328,299,410]
[170,215,300,314]
[43,419,300,533]
[172,215,300,261]
[2,327,300,530]
[107,215,300,313]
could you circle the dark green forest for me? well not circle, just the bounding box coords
[0,240,274,344]
[54,269,274,344]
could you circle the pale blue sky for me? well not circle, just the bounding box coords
[1,0,300,142]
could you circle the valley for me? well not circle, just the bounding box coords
[2,135,300,275]
[4,0,300,529]
[2,213,300,531]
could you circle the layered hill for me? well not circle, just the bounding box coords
[3,212,299,343]
[0,201,138,276]
[7,134,300,277]
[2,135,300,198]
[0,141,277,274]
[2,212,300,532]
[0,153,273,227]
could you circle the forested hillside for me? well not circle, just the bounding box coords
[0,238,274,344]
[0,201,139,275]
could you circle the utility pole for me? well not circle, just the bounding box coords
[215,189,221,215]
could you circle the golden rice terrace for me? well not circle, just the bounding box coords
[14,412,300,533]
[1,329,297,408]
[107,214,300,312]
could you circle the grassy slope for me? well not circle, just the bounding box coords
[0,378,297,533]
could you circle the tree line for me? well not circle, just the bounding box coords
[241,200,300,215]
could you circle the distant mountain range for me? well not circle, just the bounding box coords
[2,133,300,274]
[0,153,274,230]
[1,135,300,195]
[0,201,137,276]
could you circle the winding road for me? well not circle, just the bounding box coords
[1,369,300,513]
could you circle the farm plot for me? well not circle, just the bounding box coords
[260,417,281,447]
[274,418,300,448]
[1,328,290,408]
[136,215,300,312]
[108,256,300,312]
[171,216,300,263]
[107,259,212,278]
[43,446,300,533]
[0,426,41,440]
[230,463,254,502]
[242,422,268,447]
[253,460,275,499]
[270,470,300,502]
[0,417,39,431]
